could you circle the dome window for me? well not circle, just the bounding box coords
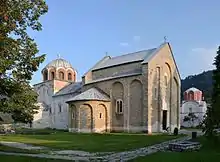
[43,70,48,81]
[51,71,55,80]
[59,71,65,80]
[68,73,72,81]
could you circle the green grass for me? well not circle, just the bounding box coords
[131,136,220,162]
[0,155,72,162]
[0,132,182,152]
[0,144,39,154]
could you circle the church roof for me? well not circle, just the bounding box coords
[66,87,110,102]
[92,48,157,71]
[185,87,201,93]
[45,58,73,69]
[54,82,82,97]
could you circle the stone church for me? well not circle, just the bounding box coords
[33,42,181,134]
[180,87,207,127]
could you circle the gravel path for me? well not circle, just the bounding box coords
[0,151,89,161]
[0,141,47,150]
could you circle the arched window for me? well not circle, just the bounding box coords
[164,75,168,87]
[116,99,123,114]
[43,70,48,81]
[188,91,194,100]
[72,111,75,119]
[58,103,62,113]
[59,71,64,80]
[68,73,72,80]
[73,73,76,81]
[51,72,55,80]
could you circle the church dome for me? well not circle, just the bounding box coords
[41,56,77,82]
[45,58,72,69]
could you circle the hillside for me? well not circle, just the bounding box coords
[181,70,213,103]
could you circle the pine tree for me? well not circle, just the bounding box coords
[203,46,220,137]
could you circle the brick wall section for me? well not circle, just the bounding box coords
[184,90,202,101]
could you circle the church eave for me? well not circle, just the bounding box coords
[66,99,110,103]
[85,72,142,85]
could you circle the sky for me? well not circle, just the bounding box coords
[30,0,220,85]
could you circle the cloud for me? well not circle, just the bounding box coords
[191,47,216,69]
[133,36,140,42]
[120,42,129,47]
[180,47,217,78]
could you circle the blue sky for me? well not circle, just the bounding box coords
[31,0,220,85]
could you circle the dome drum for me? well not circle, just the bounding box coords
[42,58,77,82]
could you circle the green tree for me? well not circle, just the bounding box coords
[203,46,220,137]
[0,0,48,123]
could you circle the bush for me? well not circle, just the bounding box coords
[173,127,178,136]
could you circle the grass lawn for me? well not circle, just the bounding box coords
[0,155,72,162]
[131,136,220,162]
[0,144,48,154]
[0,131,183,152]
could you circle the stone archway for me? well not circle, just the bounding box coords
[43,69,48,81]
[95,104,107,132]
[129,79,143,132]
[70,104,77,130]
[163,63,172,131]
[79,104,93,132]
[112,81,124,131]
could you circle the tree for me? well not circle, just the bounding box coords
[0,0,48,123]
[183,112,198,127]
[203,46,220,137]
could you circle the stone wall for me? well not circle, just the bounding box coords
[84,74,144,132]
[92,62,142,80]
[33,80,71,129]
[180,101,207,127]
[68,101,110,133]
[52,93,73,129]
[147,43,181,133]
[33,81,54,128]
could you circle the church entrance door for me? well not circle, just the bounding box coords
[162,110,167,130]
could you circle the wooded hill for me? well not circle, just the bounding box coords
[181,70,213,103]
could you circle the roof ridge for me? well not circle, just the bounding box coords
[110,48,156,59]
[93,86,110,97]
